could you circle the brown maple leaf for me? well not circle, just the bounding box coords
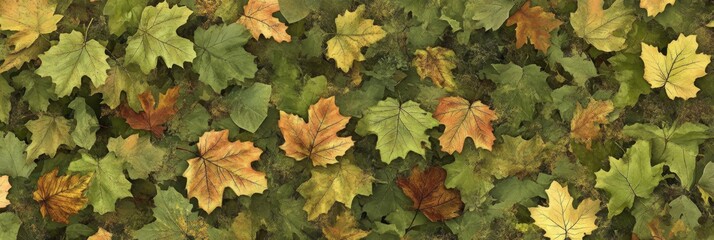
[32,168,91,224]
[237,0,291,42]
[506,1,563,53]
[183,130,267,213]
[570,99,613,149]
[118,86,179,137]
[397,166,464,222]
[278,97,354,166]
[434,97,497,153]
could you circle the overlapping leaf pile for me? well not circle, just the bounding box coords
[1,0,714,239]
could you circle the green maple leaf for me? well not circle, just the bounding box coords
[35,31,110,97]
[103,0,147,35]
[486,63,552,127]
[107,134,167,179]
[0,213,20,240]
[698,162,714,204]
[68,97,99,149]
[68,153,132,214]
[595,140,664,218]
[278,0,319,23]
[548,34,597,86]
[193,24,257,92]
[125,1,196,74]
[464,0,514,31]
[669,196,701,229]
[357,98,439,164]
[0,133,35,178]
[168,104,210,142]
[570,0,635,52]
[238,185,314,239]
[336,80,384,117]
[550,85,588,121]
[133,187,226,240]
[12,70,57,113]
[226,83,271,133]
[623,123,711,189]
[0,77,11,124]
[272,60,327,118]
[25,115,74,161]
[362,169,410,220]
[297,158,373,220]
[92,61,148,111]
[609,53,650,108]
[443,144,496,210]
[631,194,665,239]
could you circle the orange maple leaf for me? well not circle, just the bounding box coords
[278,97,354,167]
[570,99,614,149]
[238,0,291,42]
[119,86,179,137]
[183,130,267,213]
[434,97,497,153]
[397,166,464,222]
[506,1,563,53]
[32,168,91,224]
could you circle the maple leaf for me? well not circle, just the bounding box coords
[397,166,464,222]
[0,39,50,73]
[193,24,258,92]
[595,141,664,218]
[68,153,132,214]
[69,97,99,149]
[322,211,370,240]
[570,0,635,52]
[464,0,515,31]
[119,86,180,137]
[297,157,372,220]
[641,0,676,16]
[25,115,74,161]
[0,0,62,51]
[237,0,291,43]
[91,62,148,111]
[0,78,11,124]
[33,168,91,224]
[413,47,458,91]
[88,228,112,240]
[107,134,167,179]
[103,0,147,35]
[326,5,387,72]
[506,1,563,53]
[357,98,440,164]
[0,133,36,178]
[570,99,614,149]
[434,96,497,154]
[529,181,600,240]
[0,176,10,209]
[35,31,110,97]
[278,97,353,166]
[183,130,267,213]
[124,1,196,74]
[641,34,711,100]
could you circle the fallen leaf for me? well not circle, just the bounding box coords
[434,96,497,153]
[183,130,267,213]
[570,99,614,149]
[326,5,387,72]
[640,0,676,16]
[0,176,10,208]
[413,47,458,91]
[278,97,353,166]
[570,0,635,52]
[87,227,112,240]
[529,181,600,240]
[119,86,180,137]
[0,39,50,73]
[397,166,464,222]
[506,1,563,52]
[238,0,291,42]
[0,0,62,51]
[107,134,167,179]
[32,168,91,224]
[641,34,711,100]
[25,115,74,161]
[322,211,370,240]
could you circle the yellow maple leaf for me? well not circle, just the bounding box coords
[641,34,711,100]
[278,97,353,166]
[322,211,370,240]
[506,1,563,53]
[570,99,614,149]
[640,0,676,17]
[0,39,50,73]
[0,0,63,51]
[326,5,387,72]
[237,0,291,42]
[529,181,601,240]
[413,47,458,91]
[183,130,267,213]
[32,168,91,224]
[87,228,112,240]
